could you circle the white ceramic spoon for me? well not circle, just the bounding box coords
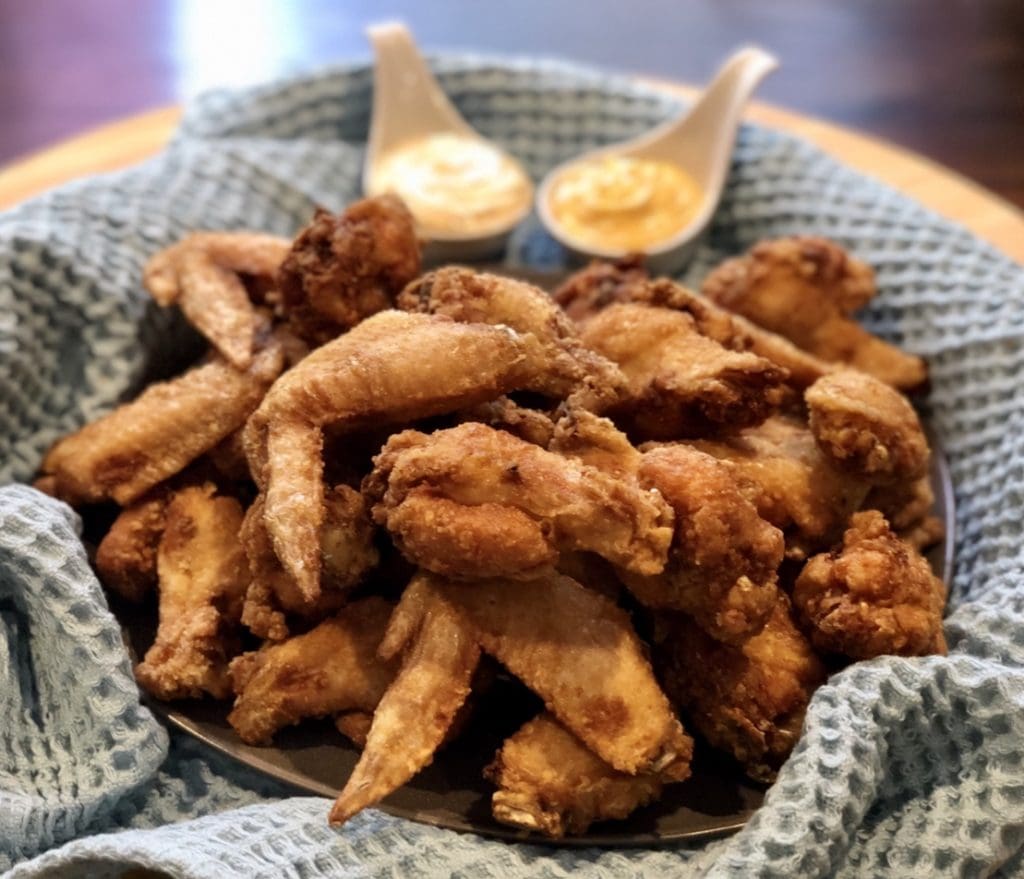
[537,47,778,275]
[363,21,534,263]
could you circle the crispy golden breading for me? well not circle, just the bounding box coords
[792,510,947,659]
[486,713,672,838]
[41,341,284,506]
[134,484,250,700]
[365,422,674,578]
[94,490,168,603]
[228,597,396,744]
[430,572,693,779]
[689,416,872,558]
[398,267,628,412]
[805,369,929,484]
[552,256,649,326]
[335,711,374,748]
[618,445,783,644]
[868,472,945,553]
[656,596,827,782]
[455,397,557,448]
[278,195,420,345]
[548,408,642,480]
[702,237,927,391]
[581,303,788,440]
[243,309,567,600]
[329,579,480,825]
[144,231,292,368]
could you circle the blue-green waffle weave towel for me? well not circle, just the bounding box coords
[3,57,1024,878]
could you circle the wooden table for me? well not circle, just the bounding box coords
[1,86,1021,265]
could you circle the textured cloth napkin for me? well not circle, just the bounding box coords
[3,56,1024,878]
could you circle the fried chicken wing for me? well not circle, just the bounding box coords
[94,489,168,603]
[278,195,420,345]
[365,422,674,578]
[226,597,396,744]
[41,340,284,506]
[486,713,671,838]
[581,303,788,440]
[618,445,783,644]
[702,237,927,391]
[134,484,250,700]
[144,231,292,368]
[552,255,649,326]
[805,369,929,484]
[548,408,642,480]
[656,596,827,782]
[329,577,480,825]
[398,266,628,411]
[455,397,557,447]
[792,510,947,659]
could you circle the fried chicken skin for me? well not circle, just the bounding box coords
[243,310,568,601]
[618,445,784,644]
[94,489,169,603]
[486,713,673,838]
[865,475,944,551]
[134,484,250,700]
[398,266,628,412]
[144,231,291,369]
[329,578,480,825]
[364,422,674,579]
[581,303,788,440]
[688,416,872,559]
[227,597,397,744]
[805,369,929,484]
[792,510,947,659]
[656,596,827,782]
[455,397,557,448]
[40,340,284,506]
[548,408,642,480]
[702,237,927,391]
[551,255,650,326]
[277,194,421,345]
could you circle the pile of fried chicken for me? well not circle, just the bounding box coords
[36,194,947,839]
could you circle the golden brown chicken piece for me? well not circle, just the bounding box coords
[792,510,947,659]
[329,577,480,825]
[134,484,250,700]
[431,572,693,779]
[365,422,674,579]
[243,309,570,601]
[144,232,292,368]
[702,237,928,391]
[277,195,421,346]
[455,397,557,448]
[865,475,944,552]
[397,266,628,412]
[618,445,784,644]
[94,490,169,603]
[656,596,827,782]
[227,597,396,745]
[239,486,379,641]
[581,303,789,440]
[689,416,872,559]
[335,711,374,748]
[805,369,929,484]
[548,408,642,480]
[552,255,649,326]
[40,340,284,506]
[486,713,671,838]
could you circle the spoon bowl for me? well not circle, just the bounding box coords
[537,47,778,275]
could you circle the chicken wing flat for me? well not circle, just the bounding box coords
[688,416,872,558]
[94,489,168,603]
[431,572,693,779]
[486,713,669,838]
[329,577,480,825]
[144,231,291,368]
[41,340,284,506]
[365,422,673,578]
[792,510,947,659]
[227,597,397,744]
[656,596,827,782]
[243,309,564,601]
[277,194,421,346]
[581,303,788,440]
[702,237,927,391]
[805,369,929,484]
[134,483,250,700]
[619,445,784,644]
[552,255,649,326]
[397,266,628,412]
